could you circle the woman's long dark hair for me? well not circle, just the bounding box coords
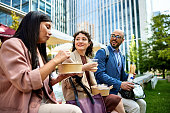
[14,11,53,90]
[14,11,52,69]
[72,30,93,57]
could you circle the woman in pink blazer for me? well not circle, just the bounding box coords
[0,11,82,113]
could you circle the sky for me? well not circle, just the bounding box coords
[152,0,170,12]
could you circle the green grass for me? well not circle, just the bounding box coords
[144,80,170,113]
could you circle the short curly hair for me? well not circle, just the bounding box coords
[72,30,93,57]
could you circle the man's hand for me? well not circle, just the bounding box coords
[120,82,134,91]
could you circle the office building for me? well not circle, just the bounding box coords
[0,0,153,71]
[67,0,153,71]
[0,0,66,33]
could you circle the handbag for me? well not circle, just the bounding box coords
[119,83,145,100]
[66,76,107,113]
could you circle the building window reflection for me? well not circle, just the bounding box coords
[12,0,20,10]
[22,0,29,12]
[32,0,38,11]
[1,0,10,5]
[40,0,45,11]
[0,11,12,26]
[46,0,51,3]
[46,4,51,18]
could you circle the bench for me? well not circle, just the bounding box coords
[167,76,170,82]
[151,76,158,89]
[133,72,153,88]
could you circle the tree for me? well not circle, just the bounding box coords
[10,11,20,30]
[129,34,137,64]
[138,40,150,74]
[128,34,138,74]
[141,14,170,78]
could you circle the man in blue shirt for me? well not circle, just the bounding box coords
[94,29,146,113]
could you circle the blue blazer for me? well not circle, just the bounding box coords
[94,46,128,94]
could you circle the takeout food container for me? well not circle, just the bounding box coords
[91,84,113,96]
[58,63,83,74]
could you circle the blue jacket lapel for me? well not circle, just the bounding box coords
[119,52,125,71]
[108,46,120,74]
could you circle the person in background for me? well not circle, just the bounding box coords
[62,30,125,113]
[0,11,82,113]
[94,29,146,113]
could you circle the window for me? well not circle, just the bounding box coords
[22,0,29,12]
[12,0,20,10]
[1,0,10,5]
[32,0,38,11]
[40,0,45,11]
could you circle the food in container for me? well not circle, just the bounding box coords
[91,84,113,96]
[58,63,83,74]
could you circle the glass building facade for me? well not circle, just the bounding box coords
[0,0,152,71]
[0,0,66,33]
[67,0,152,71]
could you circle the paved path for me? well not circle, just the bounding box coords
[53,83,65,103]
[52,75,166,103]
[157,77,166,80]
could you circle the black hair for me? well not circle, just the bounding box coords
[72,30,93,57]
[14,11,52,69]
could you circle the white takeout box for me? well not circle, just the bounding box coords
[91,84,113,96]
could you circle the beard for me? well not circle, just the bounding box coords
[110,41,121,49]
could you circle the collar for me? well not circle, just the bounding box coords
[109,45,120,53]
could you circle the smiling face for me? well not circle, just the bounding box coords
[38,21,52,43]
[110,30,124,50]
[74,33,90,52]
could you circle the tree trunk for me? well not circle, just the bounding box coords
[162,69,165,79]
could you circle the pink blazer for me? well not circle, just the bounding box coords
[0,38,57,113]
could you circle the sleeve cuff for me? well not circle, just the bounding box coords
[29,68,43,90]
[117,81,122,91]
